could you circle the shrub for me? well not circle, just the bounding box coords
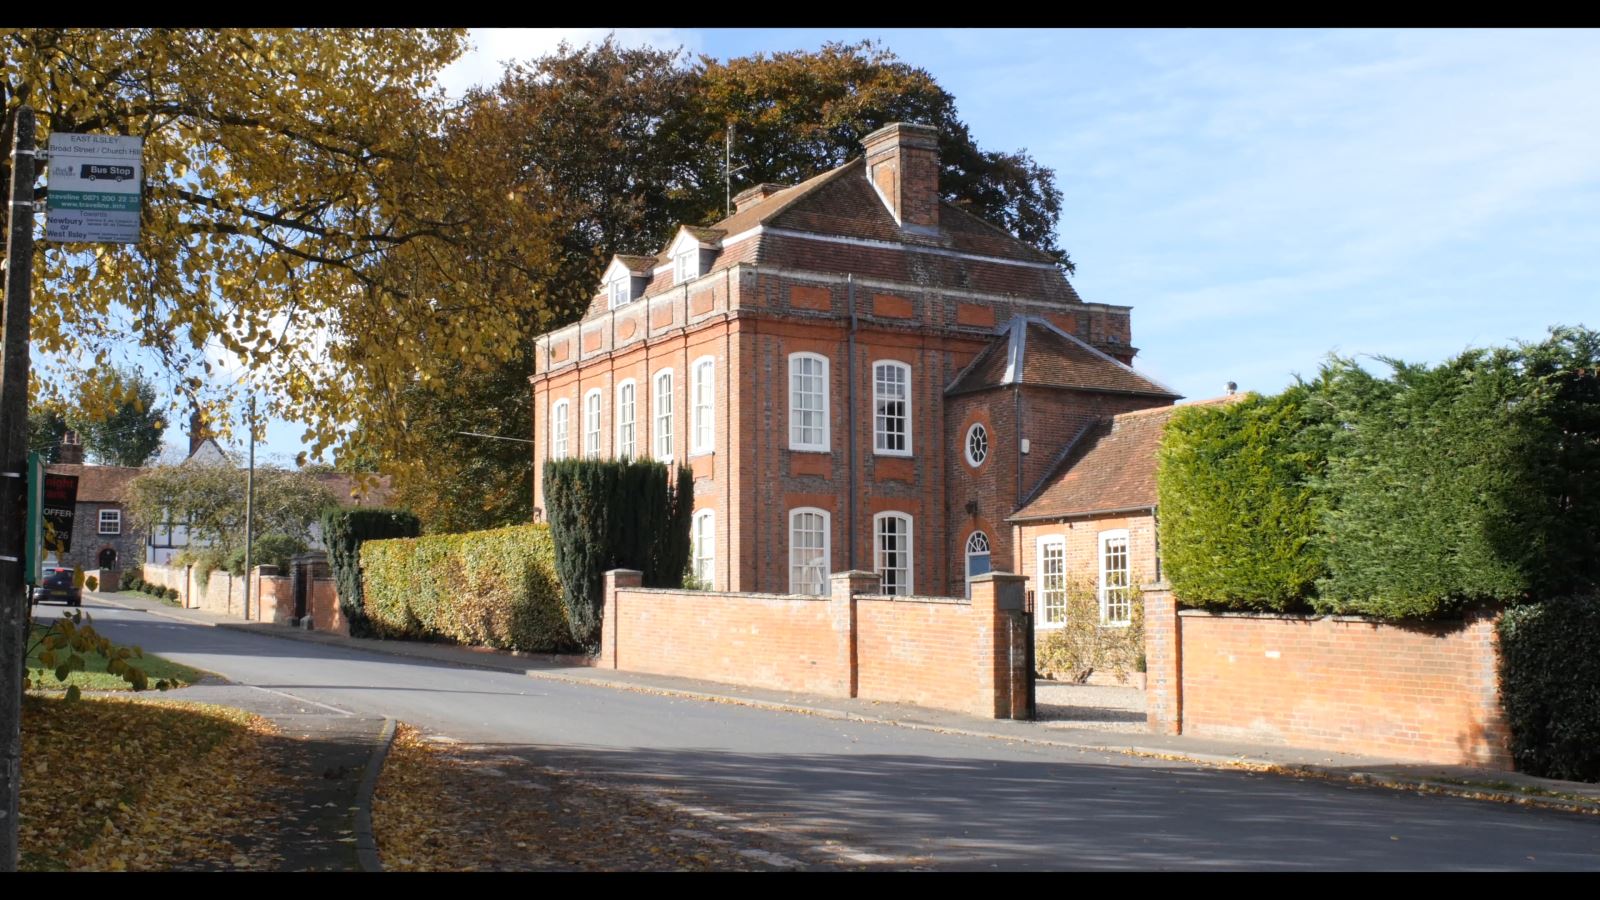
[543,459,693,650]
[1156,387,1327,612]
[321,508,421,637]
[1036,577,1145,683]
[1315,329,1600,617]
[361,524,570,653]
[119,568,141,591]
[84,575,98,591]
[1498,595,1600,782]
[225,533,308,576]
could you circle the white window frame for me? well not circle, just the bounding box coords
[616,379,637,460]
[692,509,715,590]
[583,388,602,458]
[675,248,698,284]
[873,511,914,596]
[691,356,715,456]
[788,352,830,452]
[99,509,122,535]
[1037,535,1067,628]
[1099,528,1133,627]
[608,276,630,309]
[653,369,675,462]
[788,507,831,596]
[965,530,991,598]
[965,422,989,468]
[551,399,570,460]
[872,360,913,456]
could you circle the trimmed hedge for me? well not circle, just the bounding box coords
[361,524,571,653]
[1157,327,1600,621]
[1498,595,1600,782]
[1156,387,1327,611]
[322,507,421,637]
[543,459,693,650]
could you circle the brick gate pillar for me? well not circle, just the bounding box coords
[599,569,642,669]
[829,570,879,698]
[971,572,1029,719]
[1142,581,1181,734]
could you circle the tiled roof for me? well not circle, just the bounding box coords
[614,255,656,273]
[45,464,144,504]
[1010,396,1241,521]
[947,318,1178,398]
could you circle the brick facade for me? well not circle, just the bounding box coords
[531,124,1175,600]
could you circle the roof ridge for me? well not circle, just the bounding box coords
[750,157,864,228]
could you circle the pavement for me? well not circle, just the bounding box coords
[93,589,1600,814]
[60,589,1600,870]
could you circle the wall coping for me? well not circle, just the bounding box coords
[1175,607,1497,626]
[617,586,830,603]
[855,593,969,606]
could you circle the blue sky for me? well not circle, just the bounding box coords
[158,28,1600,463]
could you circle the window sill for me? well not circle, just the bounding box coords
[787,447,831,455]
[873,450,914,459]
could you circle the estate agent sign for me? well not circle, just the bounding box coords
[45,132,143,243]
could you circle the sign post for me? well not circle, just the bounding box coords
[44,132,142,244]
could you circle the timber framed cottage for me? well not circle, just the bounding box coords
[530,122,1180,601]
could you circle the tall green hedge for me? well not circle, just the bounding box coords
[1498,595,1600,782]
[1155,387,1328,612]
[360,524,571,652]
[321,507,421,637]
[543,459,693,650]
[1157,327,1600,621]
[1315,329,1600,617]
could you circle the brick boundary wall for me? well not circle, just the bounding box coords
[139,562,324,629]
[600,569,1031,719]
[1142,583,1513,768]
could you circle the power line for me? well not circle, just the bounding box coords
[455,430,534,444]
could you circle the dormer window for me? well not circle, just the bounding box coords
[674,248,698,285]
[608,277,630,309]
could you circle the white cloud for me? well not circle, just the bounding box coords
[436,28,703,97]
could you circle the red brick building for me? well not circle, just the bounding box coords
[530,122,1179,598]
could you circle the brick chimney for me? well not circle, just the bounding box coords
[733,182,788,213]
[861,122,940,231]
[58,429,83,465]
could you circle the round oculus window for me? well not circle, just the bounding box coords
[965,423,989,467]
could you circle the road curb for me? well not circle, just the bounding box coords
[354,717,398,873]
[184,612,1600,818]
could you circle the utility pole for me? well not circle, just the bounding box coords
[242,394,254,621]
[0,105,37,873]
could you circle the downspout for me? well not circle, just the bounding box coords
[1014,383,1024,507]
[846,274,859,571]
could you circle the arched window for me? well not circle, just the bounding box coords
[616,380,636,460]
[965,531,991,597]
[789,507,831,596]
[653,369,674,462]
[788,352,829,451]
[583,389,602,458]
[873,512,913,596]
[692,509,715,589]
[873,360,912,456]
[691,356,715,455]
[550,399,570,460]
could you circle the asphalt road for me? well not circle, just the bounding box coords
[67,597,1600,871]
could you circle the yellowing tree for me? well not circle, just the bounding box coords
[2,28,561,460]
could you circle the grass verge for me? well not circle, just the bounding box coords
[25,619,207,692]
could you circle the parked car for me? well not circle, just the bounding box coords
[32,568,82,607]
